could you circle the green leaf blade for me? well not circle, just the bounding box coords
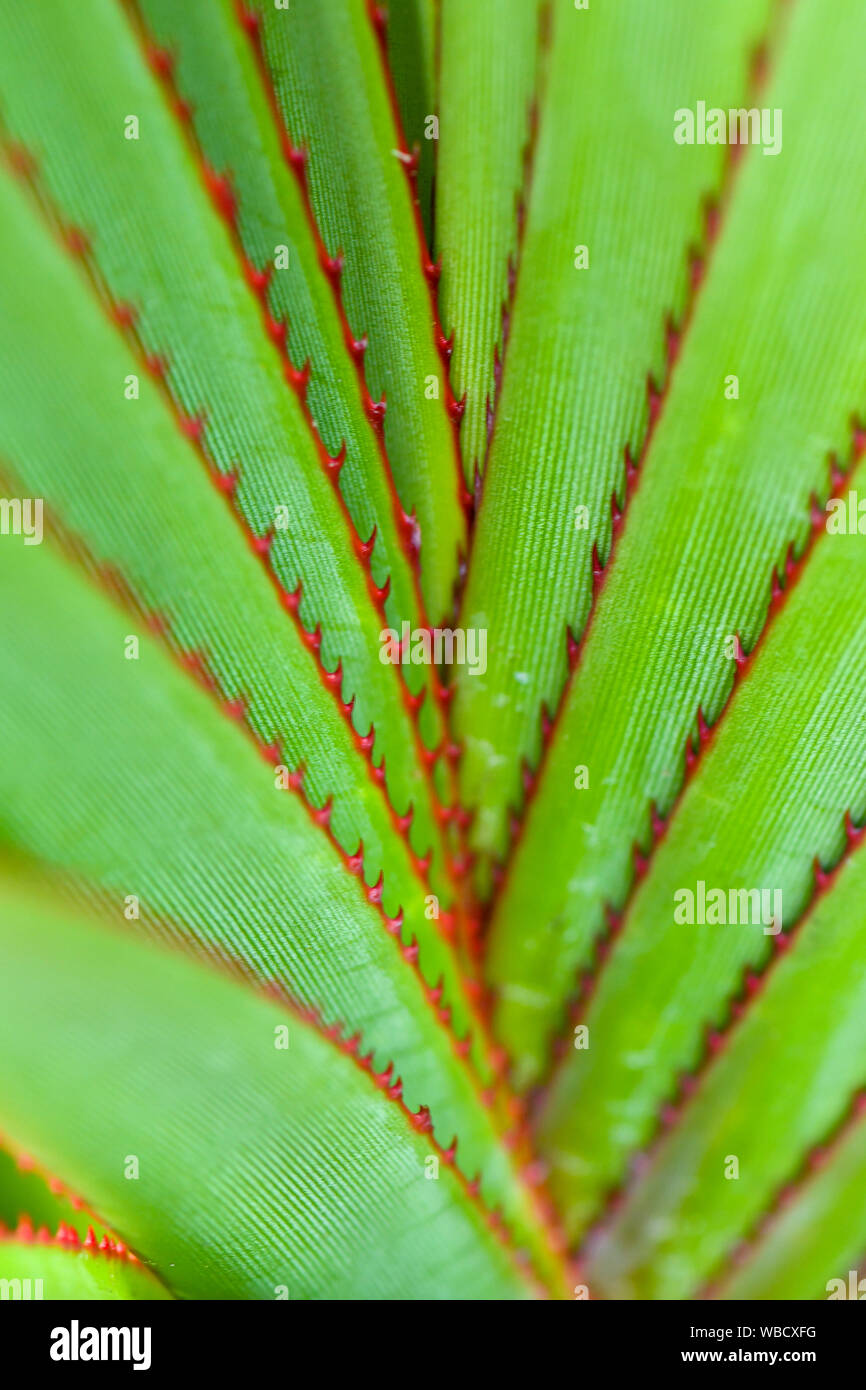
[0,875,536,1299]
[533,476,866,1238]
[487,0,866,1081]
[0,1,454,888]
[454,0,774,881]
[0,1239,172,1301]
[253,0,467,622]
[583,844,866,1299]
[0,537,566,1290]
[437,0,542,482]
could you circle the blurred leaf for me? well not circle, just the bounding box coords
[454,0,774,886]
[0,873,539,1299]
[584,844,866,1297]
[252,0,467,621]
[487,0,866,1076]
[534,471,866,1236]
[719,1110,866,1301]
[437,0,542,482]
[0,1239,171,1300]
[0,536,567,1291]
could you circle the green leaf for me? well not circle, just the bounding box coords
[437,0,542,483]
[249,0,468,621]
[0,159,450,920]
[132,0,450,762]
[0,873,537,1299]
[486,0,866,1078]
[0,536,567,1293]
[718,1108,866,1301]
[0,0,453,879]
[0,1238,171,1301]
[533,471,866,1237]
[0,1146,104,1245]
[2,0,865,1304]
[453,0,774,887]
[583,844,866,1298]
[382,0,437,247]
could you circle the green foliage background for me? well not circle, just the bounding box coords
[0,0,864,1301]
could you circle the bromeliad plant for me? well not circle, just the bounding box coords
[0,0,865,1302]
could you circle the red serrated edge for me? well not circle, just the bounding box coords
[700,1087,866,1298]
[118,10,463,870]
[0,130,466,897]
[7,476,515,1113]
[573,810,866,1262]
[229,0,473,895]
[0,1215,138,1264]
[0,1134,134,1260]
[364,0,471,520]
[289,997,568,1299]
[534,422,866,1094]
[481,28,777,932]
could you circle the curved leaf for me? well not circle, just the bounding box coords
[0,535,567,1291]
[437,0,542,482]
[487,0,866,1076]
[0,0,452,877]
[454,0,774,883]
[0,1237,171,1300]
[0,874,538,1299]
[251,0,468,621]
[534,474,866,1234]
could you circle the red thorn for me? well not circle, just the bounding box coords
[365,394,387,430]
[244,258,272,294]
[203,163,237,223]
[266,313,287,346]
[64,225,91,258]
[111,300,138,329]
[327,440,347,476]
[179,412,205,442]
[323,658,343,694]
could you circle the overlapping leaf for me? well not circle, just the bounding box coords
[0,874,537,1299]
[0,0,864,1302]
[486,0,866,1081]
